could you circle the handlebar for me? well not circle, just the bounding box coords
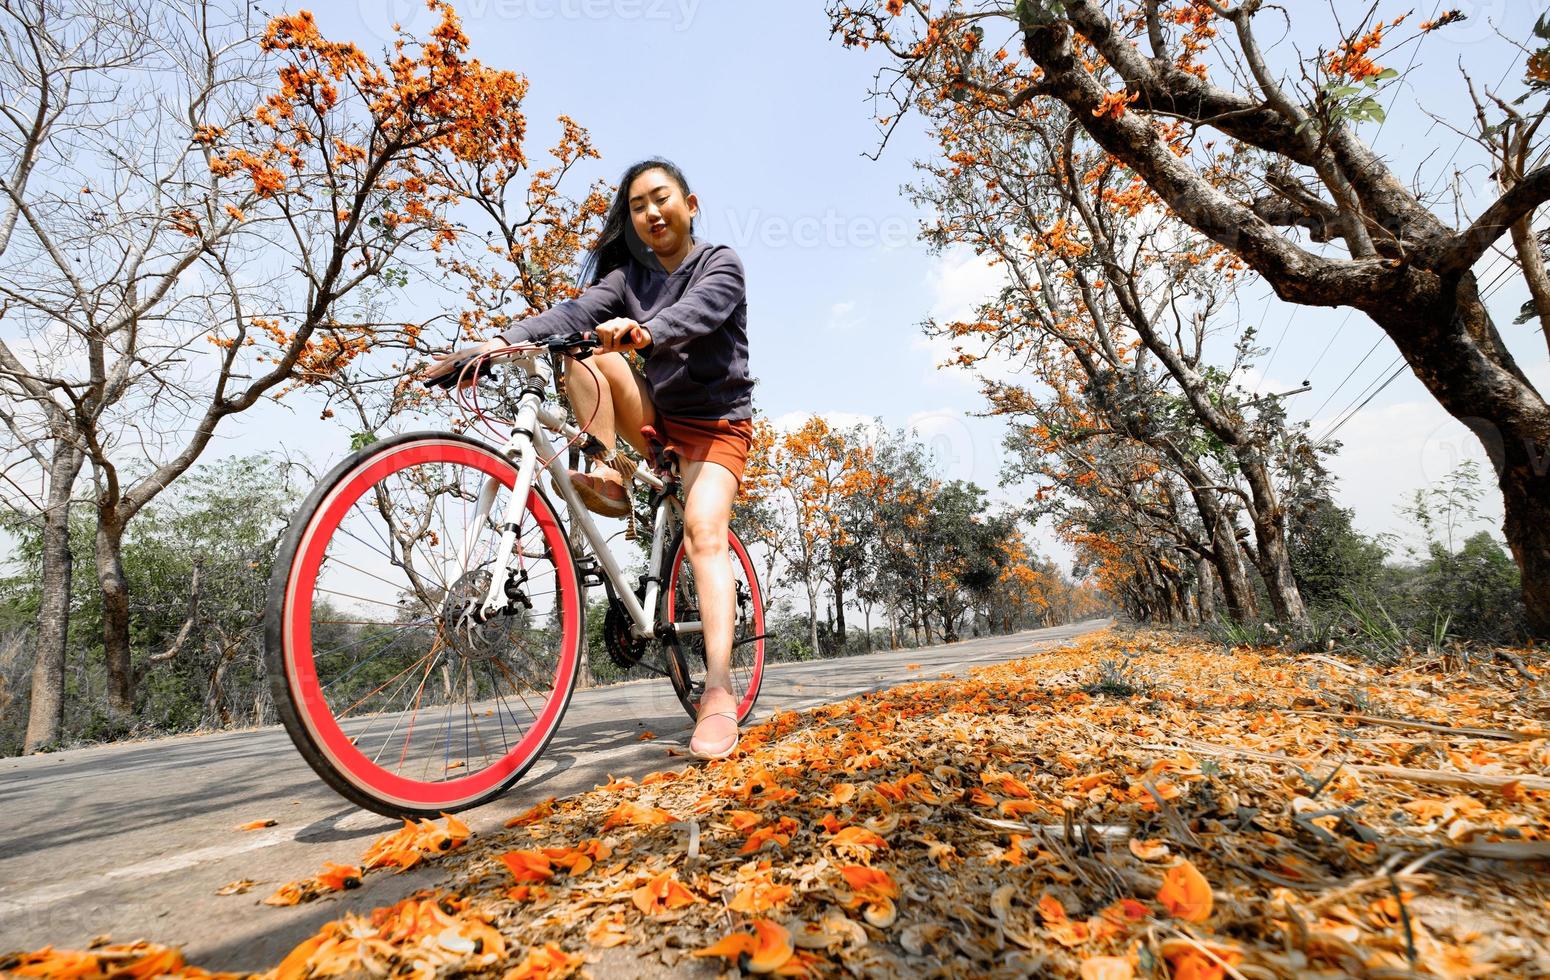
[420,330,602,391]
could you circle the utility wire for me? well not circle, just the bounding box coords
[1305,309,1354,380]
[1312,262,1521,445]
[1308,334,1385,421]
[1314,359,1410,446]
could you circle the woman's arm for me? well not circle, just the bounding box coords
[641,247,745,350]
[497,267,628,345]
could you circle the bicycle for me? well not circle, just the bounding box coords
[264,332,767,816]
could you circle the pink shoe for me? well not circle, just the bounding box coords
[689,710,740,761]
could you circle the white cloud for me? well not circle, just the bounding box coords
[925,246,1007,323]
[827,300,863,332]
[1315,392,1505,551]
[916,245,1028,391]
[768,409,882,436]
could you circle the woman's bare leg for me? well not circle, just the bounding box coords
[680,457,740,751]
[564,352,655,457]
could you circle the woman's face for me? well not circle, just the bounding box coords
[628,168,697,263]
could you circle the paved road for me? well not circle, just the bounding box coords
[0,619,1108,969]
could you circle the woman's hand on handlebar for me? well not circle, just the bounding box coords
[594,317,652,354]
[422,338,503,390]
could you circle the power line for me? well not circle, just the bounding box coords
[1313,352,1404,443]
[1252,301,1296,396]
[1311,263,1521,445]
[1264,2,1438,410]
[1314,358,1410,446]
[1305,309,1354,379]
[1308,334,1385,421]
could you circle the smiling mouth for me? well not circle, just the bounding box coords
[650,224,667,235]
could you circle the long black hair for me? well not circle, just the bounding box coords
[579,158,696,287]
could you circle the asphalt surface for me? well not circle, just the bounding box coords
[0,619,1109,970]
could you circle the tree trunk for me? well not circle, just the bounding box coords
[1498,440,1550,635]
[1196,557,1217,622]
[805,583,820,659]
[24,442,85,754]
[95,515,134,719]
[1509,216,1550,350]
[1373,274,1550,634]
[1237,453,1308,625]
[831,568,848,645]
[1214,521,1259,622]
[1177,467,1258,621]
[203,638,238,729]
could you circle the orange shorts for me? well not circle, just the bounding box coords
[656,415,754,486]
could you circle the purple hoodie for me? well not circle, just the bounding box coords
[497,239,753,421]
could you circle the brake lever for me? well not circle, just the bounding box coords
[422,350,497,390]
[545,329,601,360]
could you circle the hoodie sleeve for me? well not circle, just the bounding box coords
[497,267,627,345]
[642,246,744,350]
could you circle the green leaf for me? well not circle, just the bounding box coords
[1014,0,1065,28]
[350,431,379,451]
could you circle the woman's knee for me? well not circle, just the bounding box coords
[684,514,728,557]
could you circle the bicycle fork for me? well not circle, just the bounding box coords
[472,387,547,623]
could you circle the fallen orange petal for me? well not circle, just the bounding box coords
[1080,955,1135,980]
[236,819,277,831]
[499,850,554,884]
[504,797,556,828]
[1156,860,1214,923]
[314,862,362,892]
[694,931,758,962]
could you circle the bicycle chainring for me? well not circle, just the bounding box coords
[604,598,649,670]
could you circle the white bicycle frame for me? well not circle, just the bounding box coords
[463,347,701,643]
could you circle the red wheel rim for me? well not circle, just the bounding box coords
[282,440,580,810]
[665,529,765,720]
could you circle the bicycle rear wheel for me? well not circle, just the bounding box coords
[660,526,766,724]
[265,432,583,816]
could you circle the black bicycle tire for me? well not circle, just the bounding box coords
[263,430,583,817]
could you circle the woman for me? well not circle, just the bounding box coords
[423,158,754,761]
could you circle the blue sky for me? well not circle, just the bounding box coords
[223,0,1550,570]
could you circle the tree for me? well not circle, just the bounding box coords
[984,529,1052,631]
[896,52,1308,624]
[869,432,937,645]
[0,454,293,753]
[733,418,787,622]
[0,0,597,749]
[772,417,875,656]
[828,1,1550,633]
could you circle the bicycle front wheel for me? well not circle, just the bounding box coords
[661,525,767,724]
[265,432,583,816]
